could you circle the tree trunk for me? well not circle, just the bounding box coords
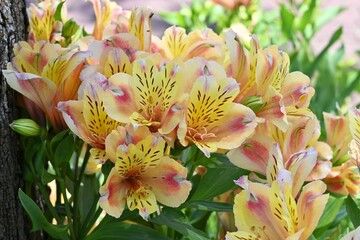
[0,0,28,239]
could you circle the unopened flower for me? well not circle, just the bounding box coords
[10,118,42,137]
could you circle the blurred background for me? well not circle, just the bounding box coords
[26,0,359,58]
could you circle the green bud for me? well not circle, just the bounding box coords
[242,95,265,113]
[10,119,42,137]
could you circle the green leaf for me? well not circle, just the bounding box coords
[79,175,99,225]
[298,0,317,34]
[18,189,69,239]
[280,4,295,39]
[51,130,69,147]
[345,195,360,228]
[85,221,169,240]
[149,207,208,240]
[184,200,233,212]
[160,12,187,27]
[314,7,344,32]
[317,196,344,228]
[306,27,343,77]
[54,133,74,166]
[189,154,247,201]
[54,1,65,21]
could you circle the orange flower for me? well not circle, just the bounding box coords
[3,41,90,131]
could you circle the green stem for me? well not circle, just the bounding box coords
[79,206,102,239]
[78,194,100,239]
[73,142,90,238]
[59,177,75,239]
[37,181,62,224]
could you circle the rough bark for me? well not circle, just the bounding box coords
[0,0,28,239]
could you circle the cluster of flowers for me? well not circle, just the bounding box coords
[3,0,359,239]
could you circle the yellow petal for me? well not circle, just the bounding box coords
[115,135,165,177]
[127,185,158,220]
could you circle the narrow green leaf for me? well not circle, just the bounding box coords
[299,0,317,33]
[345,195,360,228]
[85,221,169,240]
[51,130,69,147]
[317,196,344,228]
[280,4,295,39]
[184,200,233,212]
[54,1,65,21]
[314,7,344,32]
[149,207,208,240]
[18,189,69,239]
[306,27,343,77]
[54,134,74,166]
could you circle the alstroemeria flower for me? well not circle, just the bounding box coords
[90,0,125,40]
[80,33,142,82]
[349,107,360,168]
[177,58,257,157]
[228,130,318,196]
[101,55,190,145]
[58,79,122,162]
[225,31,315,131]
[324,112,352,164]
[28,0,65,44]
[226,170,329,240]
[152,26,225,62]
[99,125,191,219]
[3,41,90,131]
[323,161,360,197]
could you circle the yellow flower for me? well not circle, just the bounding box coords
[177,58,257,157]
[99,125,191,219]
[101,55,190,145]
[153,26,225,62]
[58,80,122,163]
[227,170,329,240]
[28,0,65,44]
[90,0,125,40]
[225,31,315,132]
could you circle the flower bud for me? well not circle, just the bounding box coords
[242,95,265,113]
[10,119,42,137]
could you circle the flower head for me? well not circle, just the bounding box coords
[3,41,90,131]
[227,171,329,240]
[99,125,191,219]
